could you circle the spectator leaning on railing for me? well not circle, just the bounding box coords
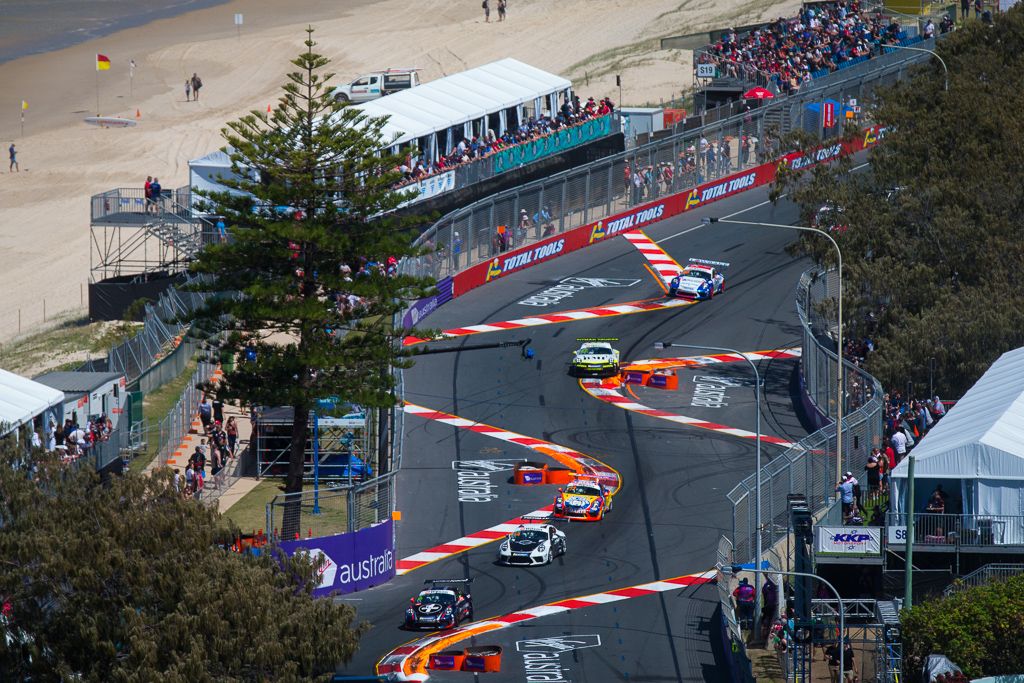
[393,95,616,189]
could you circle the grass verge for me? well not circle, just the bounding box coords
[222,479,282,535]
[0,316,142,377]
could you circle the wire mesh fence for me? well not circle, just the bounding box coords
[78,275,210,388]
[155,360,217,468]
[728,268,885,565]
[400,45,936,282]
[265,473,396,541]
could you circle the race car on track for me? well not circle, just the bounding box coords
[404,579,474,630]
[553,476,613,521]
[668,258,728,300]
[497,522,567,566]
[569,338,621,377]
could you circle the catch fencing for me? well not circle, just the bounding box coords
[155,359,217,468]
[727,269,885,564]
[79,275,210,387]
[264,368,405,540]
[400,44,936,282]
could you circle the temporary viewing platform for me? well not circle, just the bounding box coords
[90,186,215,282]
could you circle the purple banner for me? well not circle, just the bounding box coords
[278,520,395,597]
[402,276,453,329]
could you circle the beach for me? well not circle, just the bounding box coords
[0,0,801,343]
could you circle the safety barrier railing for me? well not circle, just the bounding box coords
[155,359,217,468]
[399,46,935,282]
[727,268,885,564]
[887,512,1024,548]
[943,563,1024,596]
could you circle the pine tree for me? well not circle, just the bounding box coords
[191,28,433,534]
[0,444,364,680]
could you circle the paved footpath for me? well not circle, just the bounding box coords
[143,368,260,512]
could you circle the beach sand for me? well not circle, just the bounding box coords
[0,0,800,342]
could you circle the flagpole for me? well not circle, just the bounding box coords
[95,65,100,115]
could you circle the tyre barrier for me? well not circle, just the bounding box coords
[428,646,501,672]
[513,461,575,486]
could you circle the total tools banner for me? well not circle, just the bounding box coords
[453,126,887,296]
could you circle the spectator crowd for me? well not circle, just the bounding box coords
[836,333,949,525]
[394,95,616,188]
[698,1,920,95]
[46,415,116,463]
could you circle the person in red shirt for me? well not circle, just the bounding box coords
[885,444,896,471]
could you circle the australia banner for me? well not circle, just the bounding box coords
[278,520,396,597]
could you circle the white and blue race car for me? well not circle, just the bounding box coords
[668,258,728,300]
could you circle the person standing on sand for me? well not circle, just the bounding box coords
[482,0,490,22]
[185,79,191,102]
[191,72,203,101]
[9,143,18,172]
[498,0,507,21]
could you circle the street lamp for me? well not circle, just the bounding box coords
[706,216,845,497]
[882,44,949,92]
[655,341,764,639]
[726,564,846,683]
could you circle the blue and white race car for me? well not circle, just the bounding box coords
[668,258,728,300]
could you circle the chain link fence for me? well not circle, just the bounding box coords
[727,269,885,564]
[400,44,936,281]
[78,275,210,387]
[155,359,217,468]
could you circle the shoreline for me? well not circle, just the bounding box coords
[0,0,803,343]
[0,0,233,66]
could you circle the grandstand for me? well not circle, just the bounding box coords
[692,1,927,109]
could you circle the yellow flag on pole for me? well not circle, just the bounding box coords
[22,100,28,110]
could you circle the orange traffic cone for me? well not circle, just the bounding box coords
[266,104,272,113]
[135,108,141,119]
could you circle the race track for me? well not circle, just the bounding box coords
[339,184,814,681]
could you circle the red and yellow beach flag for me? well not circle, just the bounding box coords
[96,54,111,71]
[21,101,28,110]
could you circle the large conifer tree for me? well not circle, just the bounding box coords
[192,29,432,529]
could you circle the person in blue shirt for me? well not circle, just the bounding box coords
[836,475,855,520]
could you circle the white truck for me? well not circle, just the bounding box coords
[332,68,420,103]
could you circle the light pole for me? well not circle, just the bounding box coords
[727,564,846,683]
[708,217,845,496]
[882,44,948,92]
[655,341,764,639]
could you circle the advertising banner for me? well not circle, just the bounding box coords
[278,519,395,597]
[452,126,888,297]
[492,115,614,174]
[815,526,882,556]
[402,276,453,329]
[401,171,456,207]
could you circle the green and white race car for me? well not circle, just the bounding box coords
[569,339,620,378]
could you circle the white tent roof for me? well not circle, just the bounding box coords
[891,347,1024,481]
[353,58,571,146]
[0,369,64,436]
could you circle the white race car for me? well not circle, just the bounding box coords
[570,339,620,377]
[498,524,567,566]
[668,258,728,300]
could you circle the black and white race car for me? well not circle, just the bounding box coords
[497,523,567,566]
[404,579,474,630]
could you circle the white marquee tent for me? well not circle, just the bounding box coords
[891,347,1024,542]
[354,58,572,158]
[0,369,64,438]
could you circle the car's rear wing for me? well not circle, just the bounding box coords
[576,337,619,343]
[688,258,731,269]
[519,514,567,523]
[425,578,474,586]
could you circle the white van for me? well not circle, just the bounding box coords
[332,69,420,103]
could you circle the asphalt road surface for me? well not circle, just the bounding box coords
[339,184,815,681]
